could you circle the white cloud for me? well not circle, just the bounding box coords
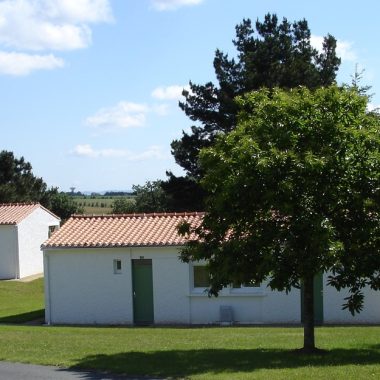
[85,101,150,130]
[367,103,380,112]
[85,101,170,130]
[0,0,112,75]
[151,0,203,11]
[336,40,357,62]
[0,51,64,75]
[43,0,113,23]
[310,35,357,63]
[151,85,189,100]
[72,144,168,161]
[0,0,112,51]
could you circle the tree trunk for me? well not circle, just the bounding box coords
[303,274,315,351]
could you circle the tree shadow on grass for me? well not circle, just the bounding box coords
[71,345,380,379]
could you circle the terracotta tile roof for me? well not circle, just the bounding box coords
[0,203,60,225]
[42,212,204,249]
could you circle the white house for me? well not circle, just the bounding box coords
[0,203,60,279]
[42,212,380,325]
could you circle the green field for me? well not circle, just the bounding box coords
[1,278,379,379]
[71,195,135,215]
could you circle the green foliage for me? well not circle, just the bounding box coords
[180,86,380,328]
[112,197,136,214]
[0,150,82,220]
[165,14,341,210]
[161,172,206,211]
[47,192,83,221]
[132,180,169,213]
[0,150,49,204]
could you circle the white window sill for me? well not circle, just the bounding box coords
[188,291,267,297]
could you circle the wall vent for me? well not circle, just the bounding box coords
[220,305,233,325]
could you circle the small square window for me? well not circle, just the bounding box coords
[113,259,122,274]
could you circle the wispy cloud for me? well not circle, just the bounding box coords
[310,35,357,62]
[85,100,170,130]
[0,0,112,75]
[151,0,204,11]
[72,144,169,161]
[85,102,149,130]
[151,85,189,100]
[0,51,64,75]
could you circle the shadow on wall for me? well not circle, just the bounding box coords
[69,346,380,379]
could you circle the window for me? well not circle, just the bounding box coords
[230,279,262,294]
[113,259,122,274]
[232,280,261,289]
[48,225,58,238]
[193,266,210,288]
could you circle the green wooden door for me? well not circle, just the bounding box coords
[301,272,324,325]
[132,259,154,324]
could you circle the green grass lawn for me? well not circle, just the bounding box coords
[0,325,379,379]
[0,279,379,379]
[0,278,44,323]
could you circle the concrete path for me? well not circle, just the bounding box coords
[19,273,44,282]
[0,361,163,380]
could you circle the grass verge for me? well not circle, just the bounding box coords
[0,278,44,323]
[0,325,379,379]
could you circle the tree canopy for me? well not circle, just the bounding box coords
[0,150,49,204]
[179,86,380,351]
[112,180,169,214]
[0,150,82,220]
[164,14,341,210]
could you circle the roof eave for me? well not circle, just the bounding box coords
[42,243,185,250]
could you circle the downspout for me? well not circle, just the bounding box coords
[129,247,134,324]
[14,225,20,279]
[43,251,52,325]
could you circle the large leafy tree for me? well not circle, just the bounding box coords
[0,150,81,220]
[179,86,380,352]
[165,13,340,209]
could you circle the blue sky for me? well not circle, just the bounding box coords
[1,0,379,192]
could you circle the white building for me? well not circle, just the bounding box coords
[0,203,60,279]
[42,213,380,325]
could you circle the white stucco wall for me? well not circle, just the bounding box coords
[44,247,380,325]
[44,246,301,325]
[17,208,60,278]
[0,225,18,279]
[44,247,191,325]
[140,248,190,324]
[45,249,134,324]
[189,283,300,324]
[323,273,380,324]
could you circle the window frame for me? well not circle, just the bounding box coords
[190,264,210,293]
[230,280,263,294]
[113,259,122,274]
